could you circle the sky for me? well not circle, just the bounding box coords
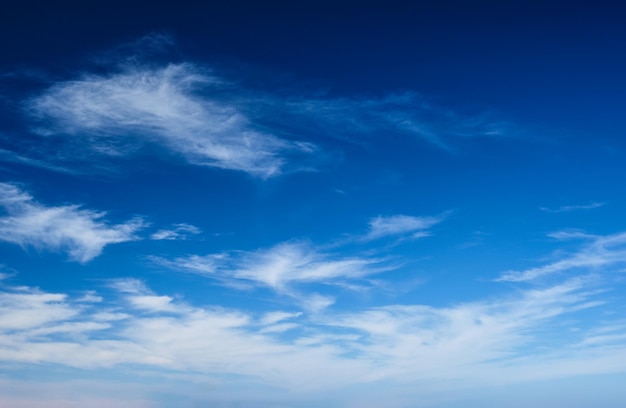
[1,1,626,407]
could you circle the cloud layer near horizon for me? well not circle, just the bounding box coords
[0,271,623,397]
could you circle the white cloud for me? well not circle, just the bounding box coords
[150,223,201,240]
[149,253,225,275]
[128,295,178,313]
[540,202,605,213]
[10,36,511,179]
[91,311,130,321]
[153,241,392,294]
[299,292,336,313]
[259,322,299,333]
[0,291,76,331]
[108,278,149,294]
[364,214,444,241]
[234,242,384,289]
[320,277,610,383]
[0,275,624,401]
[496,232,626,282]
[27,63,313,178]
[547,230,597,241]
[259,311,302,326]
[110,278,184,314]
[76,291,103,303]
[0,183,144,263]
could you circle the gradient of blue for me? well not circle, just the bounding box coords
[1,1,626,407]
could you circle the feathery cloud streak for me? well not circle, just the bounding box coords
[151,241,392,310]
[364,214,444,241]
[497,231,626,282]
[27,64,312,178]
[263,92,507,150]
[150,223,201,240]
[13,35,509,178]
[540,202,605,213]
[0,183,144,262]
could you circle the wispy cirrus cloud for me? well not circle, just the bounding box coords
[540,202,605,213]
[26,63,314,178]
[150,223,201,240]
[261,92,508,150]
[0,183,144,263]
[324,277,606,380]
[151,241,393,310]
[6,35,510,178]
[258,310,302,326]
[154,241,391,289]
[363,213,445,241]
[496,231,626,282]
[150,213,446,309]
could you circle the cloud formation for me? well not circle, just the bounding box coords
[151,241,393,311]
[266,92,507,150]
[154,241,390,288]
[0,273,623,404]
[496,231,626,282]
[540,202,605,213]
[0,183,144,262]
[27,64,312,178]
[150,223,201,240]
[7,35,509,179]
[364,213,444,241]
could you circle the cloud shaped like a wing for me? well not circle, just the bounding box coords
[27,64,313,178]
[0,183,144,262]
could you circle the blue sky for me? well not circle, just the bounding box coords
[1,1,626,407]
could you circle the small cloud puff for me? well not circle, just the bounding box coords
[363,213,445,241]
[150,223,201,240]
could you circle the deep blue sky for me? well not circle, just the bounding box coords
[1,2,626,407]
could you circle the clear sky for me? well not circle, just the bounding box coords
[1,1,626,407]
